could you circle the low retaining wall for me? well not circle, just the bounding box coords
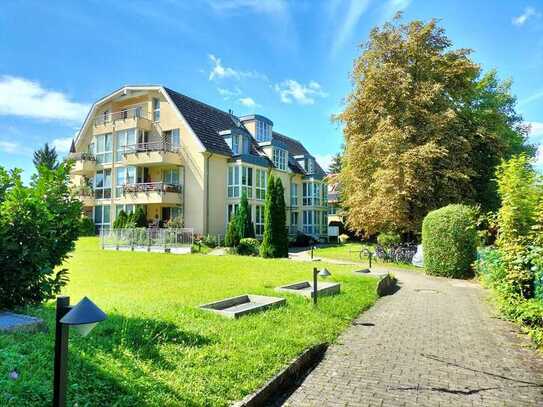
[233,343,328,407]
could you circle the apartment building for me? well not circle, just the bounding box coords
[70,85,328,238]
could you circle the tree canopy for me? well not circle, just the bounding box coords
[33,143,59,170]
[337,16,532,236]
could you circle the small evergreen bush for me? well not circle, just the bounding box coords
[224,217,241,247]
[79,216,96,236]
[236,238,260,256]
[422,204,477,278]
[133,207,147,227]
[201,234,218,248]
[377,231,401,247]
[113,210,128,229]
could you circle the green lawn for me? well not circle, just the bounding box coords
[314,242,423,272]
[1,237,378,406]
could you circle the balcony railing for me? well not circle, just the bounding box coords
[122,182,182,194]
[94,106,149,126]
[70,152,96,161]
[122,141,181,155]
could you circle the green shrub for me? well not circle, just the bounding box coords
[79,216,96,236]
[260,175,288,258]
[201,234,218,248]
[166,217,183,228]
[113,210,127,229]
[422,204,477,278]
[236,238,260,256]
[133,207,147,228]
[237,192,255,239]
[0,163,81,309]
[377,231,401,247]
[224,218,240,247]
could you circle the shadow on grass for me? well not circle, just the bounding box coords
[2,304,214,406]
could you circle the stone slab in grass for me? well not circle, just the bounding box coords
[276,281,341,298]
[200,295,286,319]
[0,312,45,333]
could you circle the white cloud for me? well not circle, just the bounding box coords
[217,87,242,98]
[528,121,543,137]
[239,97,257,107]
[0,140,20,154]
[382,0,411,19]
[520,89,543,106]
[513,7,539,26]
[314,154,334,172]
[208,54,267,82]
[331,0,371,56]
[274,80,328,105]
[207,0,287,16]
[52,137,74,153]
[0,76,89,121]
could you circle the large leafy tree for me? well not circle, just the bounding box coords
[33,142,59,170]
[338,16,531,236]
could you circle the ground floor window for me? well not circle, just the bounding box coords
[303,210,323,236]
[162,206,182,222]
[255,205,264,235]
[93,205,111,229]
[227,203,239,222]
[290,211,299,228]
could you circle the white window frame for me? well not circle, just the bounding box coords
[273,148,287,171]
[94,169,112,199]
[94,133,112,164]
[93,205,111,228]
[115,128,136,162]
[255,169,267,200]
[228,165,241,198]
[255,205,264,235]
[153,98,160,121]
[163,167,182,185]
[290,183,298,207]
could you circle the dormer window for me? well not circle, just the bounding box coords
[225,133,249,155]
[273,147,287,171]
[256,120,272,142]
[306,158,315,174]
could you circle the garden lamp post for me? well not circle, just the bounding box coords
[313,267,331,305]
[53,296,106,407]
[359,248,373,273]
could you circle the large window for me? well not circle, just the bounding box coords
[163,167,182,185]
[153,98,160,121]
[290,183,298,207]
[115,166,136,197]
[94,133,112,164]
[228,165,253,198]
[255,205,264,235]
[162,206,182,221]
[255,169,267,200]
[256,121,272,142]
[228,166,240,198]
[163,129,180,150]
[115,129,136,162]
[303,182,322,206]
[303,210,322,236]
[290,211,299,228]
[94,169,112,199]
[226,134,249,155]
[227,203,239,222]
[273,148,287,171]
[241,166,253,198]
[93,205,111,228]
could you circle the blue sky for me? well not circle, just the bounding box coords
[0,0,542,181]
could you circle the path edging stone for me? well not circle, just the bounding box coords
[232,343,328,407]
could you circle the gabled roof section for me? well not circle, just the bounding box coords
[164,88,236,156]
[272,132,327,178]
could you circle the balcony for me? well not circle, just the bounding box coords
[94,106,152,133]
[70,152,96,175]
[118,182,182,205]
[121,141,182,166]
[74,185,95,206]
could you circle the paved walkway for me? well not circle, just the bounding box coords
[280,266,543,406]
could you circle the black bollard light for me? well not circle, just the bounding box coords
[313,267,331,305]
[53,296,106,407]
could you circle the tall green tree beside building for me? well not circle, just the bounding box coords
[33,143,59,170]
[237,192,255,238]
[337,16,532,236]
[273,177,288,257]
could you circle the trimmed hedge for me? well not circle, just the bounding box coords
[422,204,477,278]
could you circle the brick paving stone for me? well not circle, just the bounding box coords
[279,268,543,407]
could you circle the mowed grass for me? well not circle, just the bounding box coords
[315,243,422,272]
[1,237,378,407]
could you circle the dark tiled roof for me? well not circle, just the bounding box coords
[164,87,325,177]
[273,132,327,178]
[165,88,235,156]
